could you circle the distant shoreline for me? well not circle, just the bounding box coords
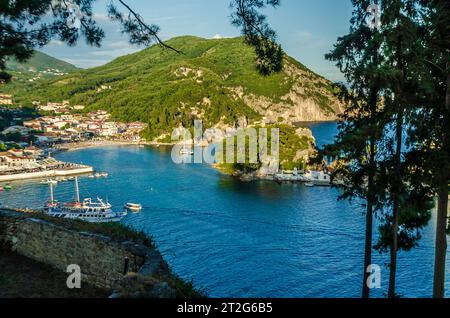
[52,140,174,153]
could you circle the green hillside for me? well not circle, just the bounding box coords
[3,36,342,140]
[6,51,78,73]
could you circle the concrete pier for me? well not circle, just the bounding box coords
[0,166,94,182]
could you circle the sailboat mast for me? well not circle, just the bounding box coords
[50,183,54,202]
[75,176,80,203]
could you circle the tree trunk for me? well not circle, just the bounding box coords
[433,68,450,298]
[388,112,403,298]
[362,136,376,299]
[433,179,449,298]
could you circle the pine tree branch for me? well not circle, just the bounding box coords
[116,0,183,54]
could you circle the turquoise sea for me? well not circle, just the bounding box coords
[0,123,448,298]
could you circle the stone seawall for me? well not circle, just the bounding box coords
[0,210,176,297]
[0,167,94,182]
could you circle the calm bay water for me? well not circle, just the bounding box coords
[0,123,448,298]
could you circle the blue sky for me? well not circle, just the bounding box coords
[42,0,353,82]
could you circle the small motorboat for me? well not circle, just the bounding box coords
[125,203,142,213]
[3,184,12,190]
[93,172,109,178]
[40,179,58,185]
[305,182,315,188]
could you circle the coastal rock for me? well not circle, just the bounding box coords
[236,116,248,129]
[203,128,225,144]
[122,241,148,258]
[239,173,257,182]
[138,250,169,277]
[296,127,314,139]
[229,58,344,125]
[115,273,177,298]
[257,155,280,176]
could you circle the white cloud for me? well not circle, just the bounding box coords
[93,13,110,22]
[106,40,132,49]
[64,58,111,68]
[89,47,139,58]
[212,34,223,39]
[49,40,65,46]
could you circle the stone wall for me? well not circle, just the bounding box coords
[0,210,172,295]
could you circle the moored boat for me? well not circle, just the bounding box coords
[40,179,58,185]
[44,177,126,223]
[125,203,142,212]
[180,148,194,156]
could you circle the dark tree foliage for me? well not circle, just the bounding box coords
[0,0,104,81]
[324,0,445,298]
[230,0,283,75]
[324,0,388,299]
[375,189,434,252]
[371,0,435,298]
[408,0,450,298]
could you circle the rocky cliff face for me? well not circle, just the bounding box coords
[230,59,344,124]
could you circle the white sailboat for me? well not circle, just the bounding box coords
[44,177,127,223]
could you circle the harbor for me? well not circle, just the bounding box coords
[0,149,94,182]
[1,143,448,298]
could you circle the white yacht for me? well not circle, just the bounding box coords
[44,177,126,223]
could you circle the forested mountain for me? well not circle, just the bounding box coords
[4,36,343,139]
[6,51,78,73]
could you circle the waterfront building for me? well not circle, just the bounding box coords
[2,126,29,136]
[0,94,13,105]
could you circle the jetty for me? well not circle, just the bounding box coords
[0,165,93,182]
[273,169,333,186]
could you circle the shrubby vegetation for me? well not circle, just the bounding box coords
[220,124,312,174]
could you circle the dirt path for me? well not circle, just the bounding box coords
[0,249,110,298]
